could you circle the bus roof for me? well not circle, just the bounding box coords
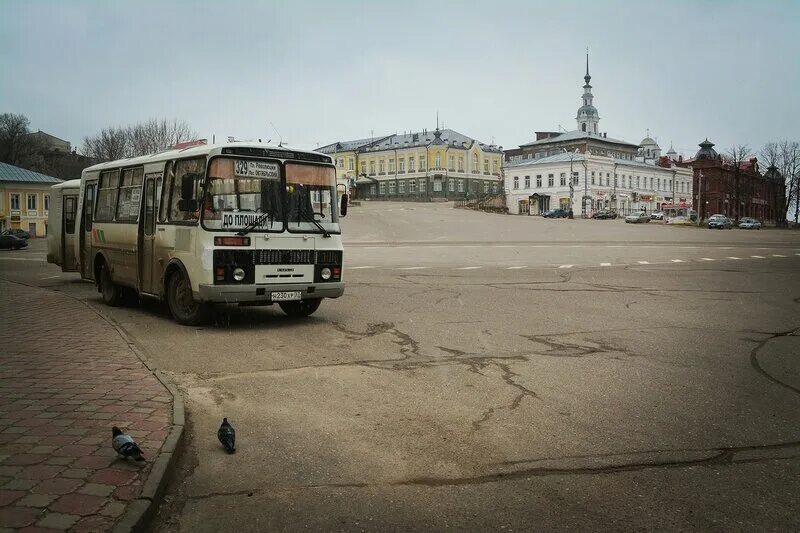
[82,142,332,173]
[50,178,81,190]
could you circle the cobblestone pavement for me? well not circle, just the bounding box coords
[0,280,173,532]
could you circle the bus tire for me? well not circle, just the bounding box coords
[99,261,123,307]
[279,299,322,318]
[167,270,210,326]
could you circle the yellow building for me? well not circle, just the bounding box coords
[317,128,504,200]
[0,162,63,237]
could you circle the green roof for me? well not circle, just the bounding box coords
[0,162,62,184]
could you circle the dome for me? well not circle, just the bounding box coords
[640,137,657,147]
[695,138,720,160]
[576,105,598,119]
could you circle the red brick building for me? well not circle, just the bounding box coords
[678,139,786,223]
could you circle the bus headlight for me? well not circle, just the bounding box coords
[320,267,332,280]
[233,267,246,281]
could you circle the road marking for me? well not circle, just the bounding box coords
[0,257,46,262]
[40,275,61,280]
[671,259,684,263]
[771,254,787,258]
[796,253,800,256]
[600,262,611,266]
[456,266,482,270]
[637,261,650,265]
[727,257,741,260]
[396,266,428,270]
[349,266,376,269]
[751,255,765,259]
[558,264,574,269]
[507,266,527,270]
[699,258,715,261]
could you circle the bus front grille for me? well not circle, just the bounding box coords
[255,249,315,265]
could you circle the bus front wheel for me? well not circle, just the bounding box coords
[167,271,210,326]
[99,262,123,307]
[279,299,322,318]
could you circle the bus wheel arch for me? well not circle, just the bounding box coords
[164,260,210,326]
[95,253,123,307]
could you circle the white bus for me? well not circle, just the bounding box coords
[47,179,82,271]
[50,142,346,324]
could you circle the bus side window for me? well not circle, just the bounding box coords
[168,158,205,222]
[64,197,77,234]
[84,184,95,231]
[159,162,174,223]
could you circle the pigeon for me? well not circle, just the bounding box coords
[112,426,145,461]
[217,418,236,454]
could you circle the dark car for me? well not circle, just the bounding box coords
[593,209,618,219]
[707,214,733,229]
[1,228,30,240]
[0,234,29,250]
[542,208,569,218]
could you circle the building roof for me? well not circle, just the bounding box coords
[518,130,638,149]
[505,152,587,168]
[319,128,502,155]
[0,162,63,184]
[26,130,70,145]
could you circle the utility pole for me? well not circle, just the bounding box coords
[612,161,618,213]
[697,171,704,223]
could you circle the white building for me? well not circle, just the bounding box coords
[504,55,693,216]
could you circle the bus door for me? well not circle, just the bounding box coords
[139,175,158,294]
[80,182,96,280]
[62,194,78,271]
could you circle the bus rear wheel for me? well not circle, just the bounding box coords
[279,299,322,318]
[99,262,123,307]
[167,270,210,326]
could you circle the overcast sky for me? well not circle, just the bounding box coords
[1,0,798,158]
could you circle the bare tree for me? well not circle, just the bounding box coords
[763,140,800,225]
[82,118,197,161]
[724,144,751,222]
[0,113,32,163]
[0,112,56,174]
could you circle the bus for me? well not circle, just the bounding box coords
[47,179,81,271]
[52,142,346,324]
[661,203,697,225]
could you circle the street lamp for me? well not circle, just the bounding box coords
[562,148,578,218]
[581,157,589,218]
[612,161,618,214]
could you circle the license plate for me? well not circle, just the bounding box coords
[271,291,301,302]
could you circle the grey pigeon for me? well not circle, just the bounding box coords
[112,426,145,461]
[217,418,236,454]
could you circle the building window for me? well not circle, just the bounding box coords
[422,179,430,192]
[388,182,396,194]
[409,180,417,193]
[513,176,519,189]
[409,157,415,172]
[348,158,354,171]
[369,161,376,175]
[398,180,405,194]
[548,174,554,187]
[337,158,344,168]
[10,193,20,210]
[591,171,596,185]
[484,182,489,193]
[420,156,426,171]
[536,175,542,188]
[44,194,50,211]
[399,159,405,172]
[573,172,579,185]
[656,178,660,190]
[457,180,464,193]
[435,153,441,168]
[524,176,530,188]
[27,193,37,211]
[379,182,386,195]
[448,178,455,192]
[472,153,478,170]
[493,160,499,173]
[389,159,395,172]
[458,157,464,171]
[448,155,455,170]
[360,162,367,174]
[560,173,566,186]
[379,160,385,173]
[370,184,376,196]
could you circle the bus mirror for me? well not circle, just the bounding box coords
[340,194,348,217]
[180,174,196,200]
[177,199,198,212]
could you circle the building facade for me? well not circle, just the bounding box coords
[678,139,786,223]
[318,128,504,200]
[504,55,693,216]
[0,162,63,236]
[505,152,693,216]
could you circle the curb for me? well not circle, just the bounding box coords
[0,279,187,533]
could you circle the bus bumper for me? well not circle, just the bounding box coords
[196,282,344,303]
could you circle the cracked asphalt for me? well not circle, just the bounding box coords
[2,202,799,531]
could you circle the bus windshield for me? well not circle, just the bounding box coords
[285,162,339,234]
[202,158,284,232]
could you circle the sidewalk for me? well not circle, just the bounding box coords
[0,280,176,532]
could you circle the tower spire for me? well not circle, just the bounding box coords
[584,47,591,85]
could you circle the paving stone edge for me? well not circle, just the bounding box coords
[0,279,186,533]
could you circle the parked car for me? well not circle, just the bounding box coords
[0,234,29,250]
[707,214,733,229]
[738,217,762,230]
[650,211,664,220]
[625,212,651,224]
[593,209,618,220]
[1,228,30,240]
[542,208,569,218]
